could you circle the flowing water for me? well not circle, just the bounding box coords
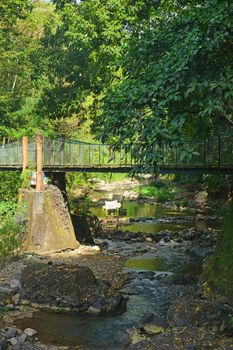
[15,191,219,349]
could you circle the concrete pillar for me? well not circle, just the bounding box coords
[36,134,43,191]
[22,136,28,171]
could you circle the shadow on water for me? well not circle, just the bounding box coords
[15,311,130,350]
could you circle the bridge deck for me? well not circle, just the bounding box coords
[1,165,233,174]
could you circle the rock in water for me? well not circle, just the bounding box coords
[24,328,37,337]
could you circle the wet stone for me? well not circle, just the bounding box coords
[5,327,17,339]
[0,339,7,350]
[24,328,37,337]
[18,333,27,345]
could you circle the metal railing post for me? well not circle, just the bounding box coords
[36,134,43,191]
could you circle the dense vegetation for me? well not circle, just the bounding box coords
[0,0,233,294]
[206,201,233,298]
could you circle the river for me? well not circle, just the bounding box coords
[15,187,221,350]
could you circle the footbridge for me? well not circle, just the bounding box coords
[0,134,233,178]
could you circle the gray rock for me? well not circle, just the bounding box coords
[5,327,17,339]
[163,273,195,285]
[0,283,13,303]
[175,317,190,327]
[24,328,37,337]
[8,337,17,345]
[18,333,27,345]
[12,293,20,306]
[141,313,167,335]
[10,278,21,291]
[5,304,14,310]
[0,339,7,350]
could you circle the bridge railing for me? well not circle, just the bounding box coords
[0,141,22,167]
[0,135,232,171]
[159,136,233,168]
[42,138,137,168]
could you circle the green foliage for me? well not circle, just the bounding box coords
[72,195,92,216]
[66,172,128,194]
[0,306,10,315]
[0,201,25,261]
[20,169,32,189]
[138,185,173,203]
[228,316,233,326]
[0,172,21,202]
[0,1,58,140]
[202,174,233,197]
[206,200,233,297]
[94,0,233,167]
[175,198,190,207]
[0,217,22,258]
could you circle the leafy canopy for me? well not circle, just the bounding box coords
[94,0,233,168]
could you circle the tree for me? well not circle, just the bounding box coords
[0,0,58,141]
[94,0,233,169]
[36,0,160,139]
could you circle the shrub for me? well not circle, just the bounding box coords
[206,200,233,297]
[0,201,25,265]
[138,185,173,203]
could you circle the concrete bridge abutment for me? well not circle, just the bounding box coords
[21,187,78,254]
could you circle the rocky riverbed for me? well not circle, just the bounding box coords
[0,176,232,350]
[1,223,233,349]
[0,246,126,349]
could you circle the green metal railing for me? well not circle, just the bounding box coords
[0,141,22,166]
[0,135,232,171]
[42,138,136,168]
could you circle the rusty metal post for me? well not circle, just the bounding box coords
[36,134,43,191]
[22,136,28,171]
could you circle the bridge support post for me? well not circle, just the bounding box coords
[22,136,28,171]
[36,134,43,192]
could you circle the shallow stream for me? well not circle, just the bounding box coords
[15,190,219,349]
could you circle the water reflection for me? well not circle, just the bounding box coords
[91,201,194,219]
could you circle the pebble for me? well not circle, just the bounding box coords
[12,293,20,306]
[8,337,17,346]
[24,328,37,337]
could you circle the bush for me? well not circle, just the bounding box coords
[0,218,22,257]
[175,198,189,207]
[0,201,25,264]
[206,200,233,297]
[138,185,173,203]
[0,172,21,202]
